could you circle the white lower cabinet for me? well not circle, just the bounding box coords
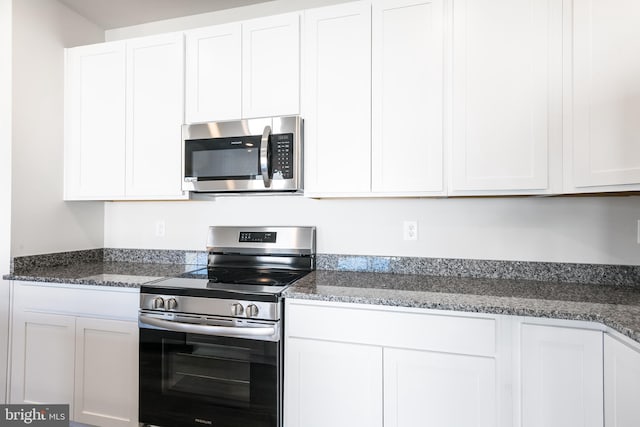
[74,317,138,427]
[604,334,640,427]
[284,299,501,427]
[520,323,603,427]
[10,282,139,427]
[285,338,383,427]
[384,348,496,427]
[10,312,76,406]
[285,300,615,427]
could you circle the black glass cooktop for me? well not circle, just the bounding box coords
[140,267,311,302]
[182,267,308,287]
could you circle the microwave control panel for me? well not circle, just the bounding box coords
[271,133,294,179]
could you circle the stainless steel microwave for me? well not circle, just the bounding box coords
[182,116,303,193]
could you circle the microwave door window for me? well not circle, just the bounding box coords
[186,136,261,180]
[192,149,258,179]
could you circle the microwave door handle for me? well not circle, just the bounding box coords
[139,314,277,339]
[260,125,272,188]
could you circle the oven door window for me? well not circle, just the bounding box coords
[185,136,262,180]
[140,328,279,427]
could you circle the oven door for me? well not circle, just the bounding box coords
[139,324,281,427]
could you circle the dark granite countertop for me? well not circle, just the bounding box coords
[6,250,640,343]
[4,262,204,288]
[283,270,640,343]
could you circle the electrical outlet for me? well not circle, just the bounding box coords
[403,220,418,241]
[155,220,166,237]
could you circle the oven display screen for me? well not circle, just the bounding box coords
[239,232,277,243]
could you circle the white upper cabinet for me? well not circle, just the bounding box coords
[64,41,126,200]
[185,23,242,123]
[564,0,640,193]
[303,2,372,195]
[125,33,185,199]
[65,33,187,201]
[449,0,563,195]
[64,1,640,199]
[304,0,446,197]
[242,13,300,119]
[372,0,444,195]
[185,13,300,123]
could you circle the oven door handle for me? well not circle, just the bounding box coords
[259,125,272,188]
[139,314,277,338]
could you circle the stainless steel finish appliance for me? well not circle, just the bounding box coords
[182,116,303,193]
[138,226,316,427]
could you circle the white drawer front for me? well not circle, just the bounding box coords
[286,300,496,357]
[13,281,139,321]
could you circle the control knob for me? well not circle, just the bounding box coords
[166,298,178,310]
[231,303,244,316]
[151,297,165,310]
[246,304,259,318]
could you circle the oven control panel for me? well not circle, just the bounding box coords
[239,231,277,243]
[231,302,260,317]
[139,294,281,321]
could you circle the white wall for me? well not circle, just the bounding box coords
[0,0,11,405]
[11,0,106,257]
[104,195,640,265]
[0,0,12,273]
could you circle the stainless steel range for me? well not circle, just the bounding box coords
[138,226,316,427]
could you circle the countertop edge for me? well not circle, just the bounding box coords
[282,290,640,344]
[4,274,143,288]
[7,268,640,345]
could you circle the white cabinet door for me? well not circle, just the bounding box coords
[74,317,139,427]
[604,334,640,427]
[449,0,562,195]
[303,2,372,195]
[372,0,444,195]
[285,338,383,427]
[10,282,140,424]
[564,0,640,192]
[125,33,186,199]
[10,312,76,408]
[521,324,603,427]
[64,41,126,200]
[185,23,242,123]
[384,347,496,427]
[242,13,300,119]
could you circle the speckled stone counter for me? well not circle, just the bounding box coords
[283,270,640,343]
[4,248,207,287]
[4,262,203,288]
[6,249,640,342]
